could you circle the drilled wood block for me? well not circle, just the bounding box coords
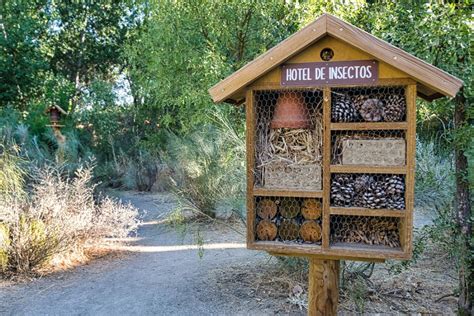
[342,138,405,166]
[264,162,322,190]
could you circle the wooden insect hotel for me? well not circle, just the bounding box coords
[209,14,462,315]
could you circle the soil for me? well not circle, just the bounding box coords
[0,191,458,315]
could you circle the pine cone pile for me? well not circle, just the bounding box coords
[331,92,406,122]
[382,94,406,121]
[331,95,359,122]
[331,174,405,209]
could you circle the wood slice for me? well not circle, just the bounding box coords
[256,220,277,241]
[278,219,300,241]
[301,198,322,220]
[279,198,300,219]
[256,199,277,220]
[300,220,322,243]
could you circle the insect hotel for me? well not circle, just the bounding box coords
[209,14,462,315]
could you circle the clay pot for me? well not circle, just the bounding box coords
[270,92,310,129]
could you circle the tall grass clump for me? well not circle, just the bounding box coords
[0,148,139,274]
[163,112,245,218]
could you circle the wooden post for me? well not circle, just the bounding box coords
[308,258,339,316]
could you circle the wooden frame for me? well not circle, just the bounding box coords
[211,14,463,264]
[246,82,416,260]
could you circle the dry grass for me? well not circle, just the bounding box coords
[0,163,139,275]
[207,241,457,315]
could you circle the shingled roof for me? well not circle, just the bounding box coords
[209,14,463,104]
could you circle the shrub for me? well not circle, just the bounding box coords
[0,151,139,274]
[163,113,245,218]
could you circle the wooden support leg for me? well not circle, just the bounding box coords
[308,259,340,316]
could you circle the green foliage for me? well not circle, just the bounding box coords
[0,145,26,198]
[0,0,49,109]
[125,0,299,132]
[163,112,245,217]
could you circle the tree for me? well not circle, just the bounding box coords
[124,0,300,132]
[0,0,49,110]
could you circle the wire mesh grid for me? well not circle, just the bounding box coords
[254,196,323,244]
[330,173,406,209]
[331,130,406,165]
[254,89,323,190]
[330,215,401,248]
[331,86,406,123]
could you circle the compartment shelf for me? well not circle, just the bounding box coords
[330,207,405,217]
[253,187,323,198]
[331,122,407,130]
[330,165,407,174]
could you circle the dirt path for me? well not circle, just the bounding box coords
[0,191,457,315]
[0,191,286,316]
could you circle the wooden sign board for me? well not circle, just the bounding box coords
[281,60,378,86]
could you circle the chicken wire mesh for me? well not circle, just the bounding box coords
[331,86,406,123]
[330,215,401,248]
[331,130,406,165]
[254,89,323,190]
[254,196,323,244]
[330,173,406,209]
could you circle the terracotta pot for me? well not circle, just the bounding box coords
[270,92,310,129]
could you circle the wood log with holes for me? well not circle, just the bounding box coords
[301,198,322,220]
[279,198,300,219]
[256,220,277,241]
[300,220,322,243]
[256,198,277,220]
[278,219,300,241]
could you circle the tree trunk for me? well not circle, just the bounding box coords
[454,90,472,315]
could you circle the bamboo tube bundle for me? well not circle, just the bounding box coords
[278,219,300,241]
[256,220,278,241]
[256,199,277,220]
[301,198,322,220]
[300,221,322,243]
[279,198,300,219]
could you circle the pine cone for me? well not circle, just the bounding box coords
[354,193,365,207]
[332,95,359,122]
[383,95,406,121]
[354,175,374,193]
[360,98,384,122]
[386,194,405,209]
[363,181,387,209]
[384,175,405,196]
[352,94,367,111]
[331,174,355,206]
